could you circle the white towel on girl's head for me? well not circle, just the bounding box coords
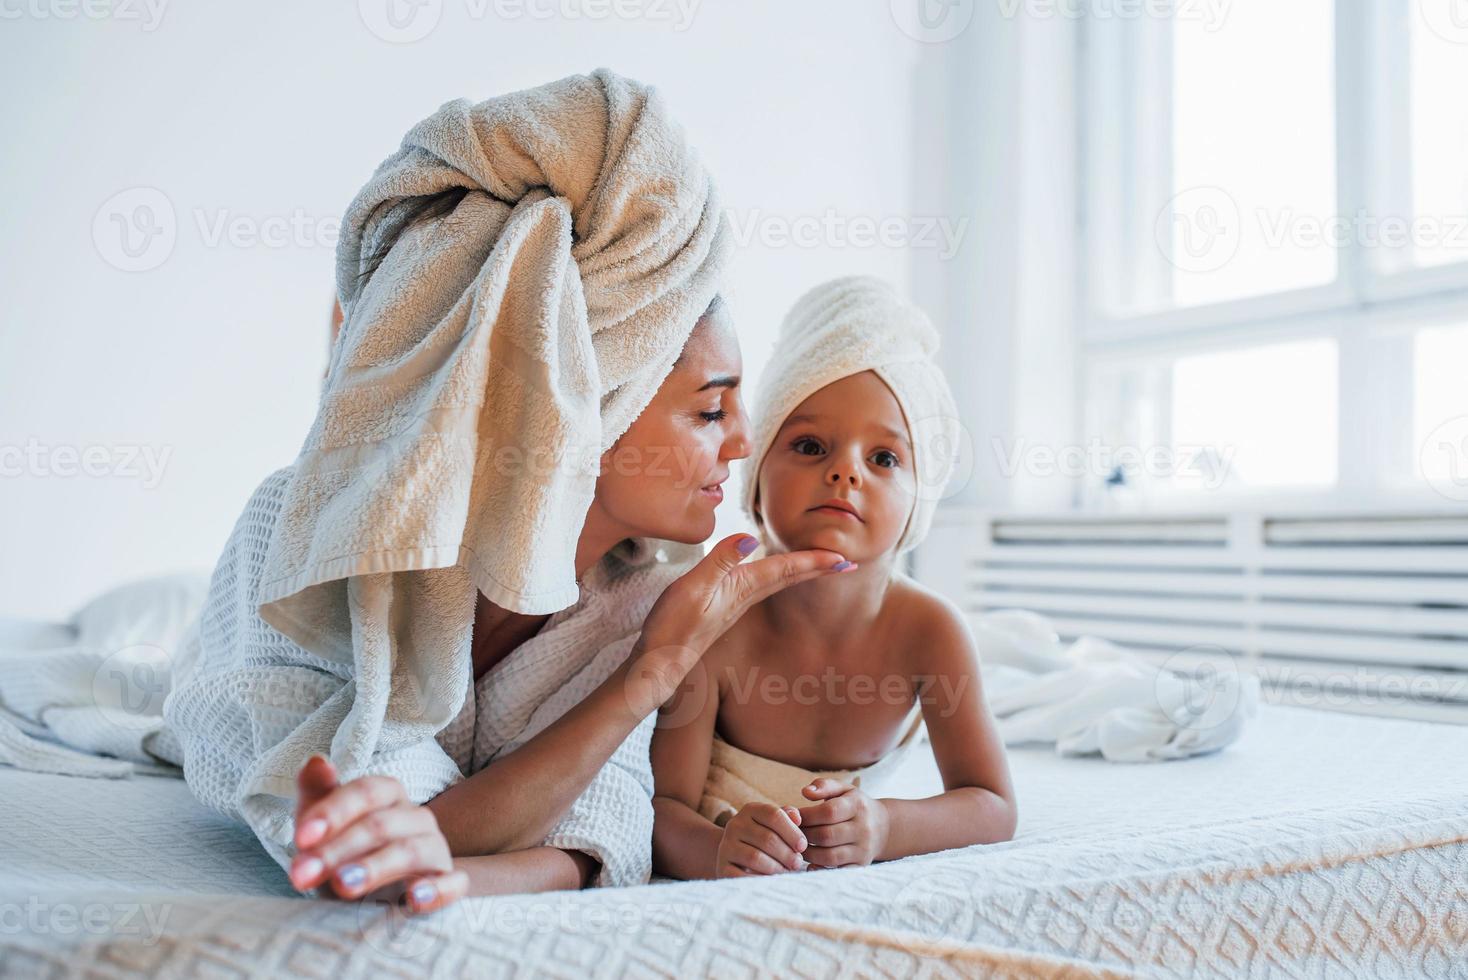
[741,276,961,555]
[972,609,1259,762]
[157,68,727,884]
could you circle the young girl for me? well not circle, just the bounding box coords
[651,277,1017,879]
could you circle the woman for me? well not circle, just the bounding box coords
[163,70,854,916]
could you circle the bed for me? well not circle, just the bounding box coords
[2,703,1465,979]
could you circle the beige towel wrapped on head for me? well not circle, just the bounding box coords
[164,69,729,883]
[698,705,926,828]
[275,66,728,625]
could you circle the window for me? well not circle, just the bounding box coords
[1409,12,1468,270]
[1171,339,1339,490]
[1081,0,1468,510]
[1167,0,1337,309]
[1414,323,1468,488]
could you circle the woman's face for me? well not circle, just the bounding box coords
[755,371,915,563]
[595,307,752,544]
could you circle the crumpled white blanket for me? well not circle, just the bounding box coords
[972,609,1260,762]
[0,573,207,778]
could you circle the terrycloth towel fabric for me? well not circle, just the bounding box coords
[697,704,926,829]
[158,68,728,884]
[164,467,696,886]
[0,574,208,779]
[973,610,1260,762]
[742,276,961,555]
[268,66,727,632]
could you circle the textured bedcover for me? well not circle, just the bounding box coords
[2,704,1466,978]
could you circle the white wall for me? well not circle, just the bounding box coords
[0,1,929,619]
[909,7,1081,516]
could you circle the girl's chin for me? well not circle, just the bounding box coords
[771,526,858,554]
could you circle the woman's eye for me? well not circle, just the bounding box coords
[792,437,823,456]
[872,450,900,468]
[700,410,728,423]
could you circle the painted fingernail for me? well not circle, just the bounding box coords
[291,856,323,887]
[410,881,437,909]
[297,818,328,846]
[736,536,758,556]
[337,864,366,890]
[831,560,854,571]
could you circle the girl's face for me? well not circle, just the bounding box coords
[755,371,916,562]
[594,308,752,544]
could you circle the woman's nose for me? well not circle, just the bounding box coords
[723,397,754,460]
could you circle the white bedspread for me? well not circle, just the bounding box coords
[3,703,1465,978]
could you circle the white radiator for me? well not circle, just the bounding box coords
[912,509,1468,724]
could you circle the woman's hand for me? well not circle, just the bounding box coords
[797,778,891,869]
[289,754,469,915]
[714,803,807,878]
[628,534,856,711]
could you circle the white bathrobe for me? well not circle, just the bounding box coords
[162,466,695,887]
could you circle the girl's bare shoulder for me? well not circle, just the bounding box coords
[884,573,977,673]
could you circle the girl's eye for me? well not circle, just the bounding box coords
[872,450,900,469]
[792,437,824,456]
[700,409,728,423]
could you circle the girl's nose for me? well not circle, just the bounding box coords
[825,456,862,487]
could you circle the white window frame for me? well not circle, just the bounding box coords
[1077,0,1468,513]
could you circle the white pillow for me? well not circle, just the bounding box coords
[69,572,211,653]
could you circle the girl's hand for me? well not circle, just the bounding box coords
[797,778,891,868]
[628,534,857,711]
[714,803,807,878]
[289,754,469,915]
